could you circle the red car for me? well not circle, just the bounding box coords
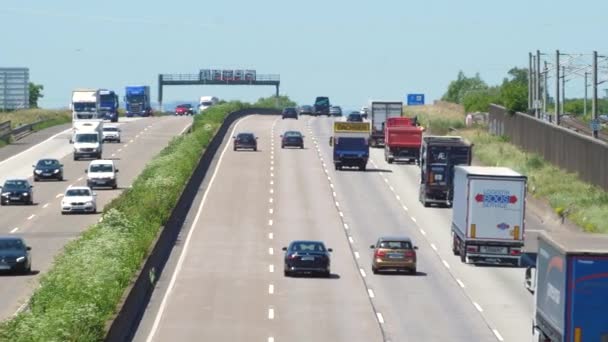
[175,104,194,116]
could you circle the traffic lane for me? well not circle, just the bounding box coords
[310,117,497,341]
[366,148,534,342]
[135,115,278,342]
[0,116,192,320]
[0,123,71,163]
[0,116,168,234]
[270,117,383,341]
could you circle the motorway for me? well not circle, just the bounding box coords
[134,114,549,342]
[0,115,192,320]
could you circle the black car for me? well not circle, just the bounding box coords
[233,132,258,151]
[314,96,330,116]
[282,107,298,120]
[0,179,33,205]
[33,158,63,181]
[298,105,313,115]
[281,131,304,149]
[283,240,332,277]
[0,237,32,274]
[347,113,363,122]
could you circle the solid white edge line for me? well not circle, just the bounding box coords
[10,228,18,234]
[473,302,483,312]
[367,289,375,298]
[456,279,465,288]
[376,312,385,324]
[0,127,72,167]
[144,115,251,342]
[492,329,504,341]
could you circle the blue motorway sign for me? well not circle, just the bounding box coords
[590,119,601,132]
[407,94,425,106]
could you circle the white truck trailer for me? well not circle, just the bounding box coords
[450,166,527,266]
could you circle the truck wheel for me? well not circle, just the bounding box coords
[387,158,394,164]
[452,233,460,255]
[73,155,78,161]
[460,247,467,263]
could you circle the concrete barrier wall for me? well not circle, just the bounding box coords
[488,104,608,191]
[104,108,281,341]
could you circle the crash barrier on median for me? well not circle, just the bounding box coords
[0,119,46,142]
[488,104,608,192]
[104,108,281,342]
[0,121,10,141]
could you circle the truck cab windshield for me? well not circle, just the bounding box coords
[73,103,96,112]
[75,134,99,143]
[127,95,145,103]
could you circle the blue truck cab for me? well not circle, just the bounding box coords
[532,231,608,342]
[330,121,370,171]
[97,89,119,122]
[125,85,151,117]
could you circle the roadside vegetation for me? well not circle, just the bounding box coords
[0,101,256,341]
[0,109,71,129]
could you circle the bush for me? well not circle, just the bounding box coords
[0,102,251,341]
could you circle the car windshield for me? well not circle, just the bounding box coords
[379,241,412,249]
[66,189,91,197]
[283,108,296,114]
[37,159,59,167]
[0,239,25,250]
[284,131,302,137]
[291,242,326,252]
[90,164,113,173]
[75,133,98,143]
[201,101,213,106]
[3,180,28,190]
[348,114,362,122]
[237,134,254,142]
[103,127,118,132]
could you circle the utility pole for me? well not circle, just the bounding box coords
[561,66,566,115]
[592,50,598,138]
[555,50,560,125]
[528,52,533,111]
[584,72,588,117]
[536,50,542,117]
[543,61,549,114]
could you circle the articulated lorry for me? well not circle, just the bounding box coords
[384,117,424,164]
[125,85,151,117]
[71,89,101,121]
[368,101,402,147]
[418,136,472,207]
[330,121,370,171]
[451,166,526,266]
[97,89,119,122]
[530,231,608,342]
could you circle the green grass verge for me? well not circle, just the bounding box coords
[0,109,71,129]
[31,116,72,132]
[461,129,608,233]
[0,101,250,341]
[403,102,466,135]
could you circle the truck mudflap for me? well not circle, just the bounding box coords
[419,184,451,207]
[385,147,419,164]
[370,135,385,148]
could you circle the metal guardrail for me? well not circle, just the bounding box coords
[0,119,46,142]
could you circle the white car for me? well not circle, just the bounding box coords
[61,186,97,214]
[102,126,121,143]
[86,160,118,189]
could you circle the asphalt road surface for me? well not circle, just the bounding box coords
[0,116,192,320]
[135,114,528,342]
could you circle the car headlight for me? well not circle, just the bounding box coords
[22,192,30,196]
[53,169,60,174]
[1,192,9,196]
[85,201,94,206]
[34,170,42,174]
[16,256,25,263]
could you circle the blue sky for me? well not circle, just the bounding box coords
[1,0,605,110]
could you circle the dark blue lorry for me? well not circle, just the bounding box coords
[330,121,370,171]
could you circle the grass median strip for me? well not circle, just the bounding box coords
[0,102,250,341]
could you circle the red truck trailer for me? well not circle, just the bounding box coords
[384,117,423,164]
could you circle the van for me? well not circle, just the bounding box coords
[198,96,219,113]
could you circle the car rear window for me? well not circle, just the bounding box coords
[292,242,326,252]
[379,241,412,249]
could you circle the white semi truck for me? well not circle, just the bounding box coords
[70,89,104,160]
[450,166,527,266]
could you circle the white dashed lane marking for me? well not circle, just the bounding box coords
[268,284,274,294]
[473,302,484,312]
[268,232,274,240]
[367,289,375,298]
[10,228,18,234]
[376,312,385,324]
[493,329,504,341]
[27,214,35,220]
[456,279,465,288]
[269,265,274,273]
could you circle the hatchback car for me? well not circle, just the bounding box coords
[370,236,418,274]
[283,240,332,277]
[102,126,121,143]
[233,132,258,151]
[61,186,97,214]
[347,113,363,122]
[175,104,194,115]
[33,158,63,181]
[281,131,304,149]
[329,106,342,116]
[0,179,33,205]
[0,237,32,274]
[282,107,298,120]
